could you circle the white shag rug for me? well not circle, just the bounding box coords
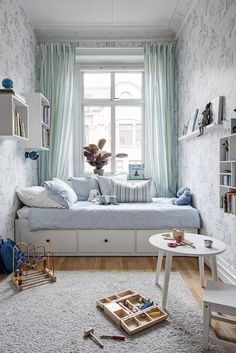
[0,271,222,353]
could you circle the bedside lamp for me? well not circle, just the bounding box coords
[25,151,39,160]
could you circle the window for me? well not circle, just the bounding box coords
[80,70,144,174]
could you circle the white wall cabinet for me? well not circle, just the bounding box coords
[23,93,51,150]
[0,92,29,140]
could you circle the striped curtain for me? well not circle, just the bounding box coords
[38,43,75,183]
[144,43,177,197]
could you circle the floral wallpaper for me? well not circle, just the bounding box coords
[0,0,37,237]
[177,0,236,278]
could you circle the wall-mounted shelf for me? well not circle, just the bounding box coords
[23,93,51,151]
[219,134,236,215]
[178,123,221,142]
[0,92,29,140]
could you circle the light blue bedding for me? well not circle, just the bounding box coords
[29,198,200,231]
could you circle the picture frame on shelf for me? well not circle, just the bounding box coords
[211,96,223,124]
[188,109,199,132]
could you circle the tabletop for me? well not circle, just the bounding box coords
[149,233,226,256]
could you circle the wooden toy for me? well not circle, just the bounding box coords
[11,242,56,291]
[97,290,168,335]
[100,334,125,341]
[84,328,104,348]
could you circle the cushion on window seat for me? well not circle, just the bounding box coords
[111,179,151,203]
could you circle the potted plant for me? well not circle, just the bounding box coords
[83,138,128,175]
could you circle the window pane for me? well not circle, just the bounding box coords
[84,73,111,99]
[84,106,111,173]
[115,106,142,173]
[115,73,142,99]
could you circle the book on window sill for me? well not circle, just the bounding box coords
[129,164,145,180]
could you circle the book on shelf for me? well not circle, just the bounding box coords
[42,105,50,125]
[0,88,15,95]
[42,127,50,148]
[129,164,145,180]
[223,192,236,214]
[223,175,231,186]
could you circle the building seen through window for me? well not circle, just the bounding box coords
[83,72,143,173]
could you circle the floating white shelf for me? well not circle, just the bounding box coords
[0,92,29,140]
[23,93,51,151]
[178,123,221,141]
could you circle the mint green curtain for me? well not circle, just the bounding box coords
[38,43,75,183]
[144,43,177,197]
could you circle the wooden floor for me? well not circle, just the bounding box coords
[1,256,235,352]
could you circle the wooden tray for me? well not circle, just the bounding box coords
[97,289,168,335]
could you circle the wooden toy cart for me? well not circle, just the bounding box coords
[12,242,56,291]
[97,289,168,335]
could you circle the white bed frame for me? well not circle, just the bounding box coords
[15,219,198,256]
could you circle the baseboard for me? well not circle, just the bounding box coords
[204,256,236,285]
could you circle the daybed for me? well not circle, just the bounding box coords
[15,198,200,256]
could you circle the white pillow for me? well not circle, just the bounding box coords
[16,186,64,208]
[98,174,127,195]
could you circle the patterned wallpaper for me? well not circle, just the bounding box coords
[177,0,236,277]
[0,0,37,237]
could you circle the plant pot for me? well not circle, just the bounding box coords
[94,168,104,176]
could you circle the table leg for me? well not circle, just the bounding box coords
[199,256,205,288]
[155,250,164,285]
[211,255,218,281]
[162,253,172,310]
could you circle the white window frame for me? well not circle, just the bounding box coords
[74,64,145,176]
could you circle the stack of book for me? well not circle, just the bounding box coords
[223,192,236,214]
[14,109,26,138]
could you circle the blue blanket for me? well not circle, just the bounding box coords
[29,198,200,231]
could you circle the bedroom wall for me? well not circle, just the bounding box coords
[0,0,38,237]
[177,0,236,281]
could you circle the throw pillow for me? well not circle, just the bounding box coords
[70,176,100,201]
[44,178,78,208]
[111,179,151,203]
[16,186,64,208]
[98,174,127,195]
[172,190,192,205]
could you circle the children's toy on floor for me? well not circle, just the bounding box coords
[97,289,168,335]
[12,242,56,291]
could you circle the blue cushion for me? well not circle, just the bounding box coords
[172,190,192,205]
[176,186,189,198]
[44,178,77,208]
[70,176,99,201]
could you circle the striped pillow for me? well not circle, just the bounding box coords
[111,179,151,203]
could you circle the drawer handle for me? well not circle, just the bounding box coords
[46,239,50,243]
[104,239,108,243]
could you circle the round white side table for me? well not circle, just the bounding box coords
[149,233,226,309]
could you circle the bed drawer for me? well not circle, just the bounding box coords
[79,230,135,254]
[20,227,77,254]
[136,230,162,253]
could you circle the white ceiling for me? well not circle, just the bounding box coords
[20,0,194,41]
